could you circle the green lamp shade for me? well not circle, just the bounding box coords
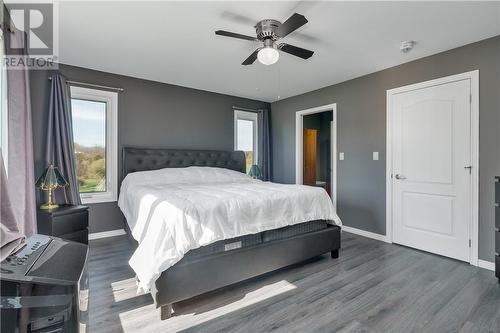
[248,164,262,179]
[35,164,68,190]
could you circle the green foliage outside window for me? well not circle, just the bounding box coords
[74,143,106,193]
[244,151,253,174]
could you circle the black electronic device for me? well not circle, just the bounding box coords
[0,234,88,332]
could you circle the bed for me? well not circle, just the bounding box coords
[119,147,342,320]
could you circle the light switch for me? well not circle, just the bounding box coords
[373,152,379,160]
[339,152,344,161]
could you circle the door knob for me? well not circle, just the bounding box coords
[395,174,406,180]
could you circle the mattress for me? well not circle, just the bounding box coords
[119,166,341,291]
[182,220,330,263]
[262,220,328,242]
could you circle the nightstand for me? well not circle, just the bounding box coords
[37,205,89,244]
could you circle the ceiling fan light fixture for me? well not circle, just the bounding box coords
[257,46,279,65]
[215,13,313,66]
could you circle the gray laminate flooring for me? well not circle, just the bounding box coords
[88,232,500,333]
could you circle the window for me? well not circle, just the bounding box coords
[70,86,118,204]
[234,110,258,172]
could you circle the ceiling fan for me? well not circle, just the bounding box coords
[215,13,314,66]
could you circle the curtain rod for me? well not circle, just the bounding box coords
[48,77,124,92]
[232,106,262,113]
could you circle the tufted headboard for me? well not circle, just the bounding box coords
[122,147,246,180]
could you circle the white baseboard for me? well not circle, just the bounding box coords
[477,259,495,271]
[343,227,495,270]
[89,229,126,240]
[342,226,392,243]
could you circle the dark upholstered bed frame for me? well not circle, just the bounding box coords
[122,147,341,320]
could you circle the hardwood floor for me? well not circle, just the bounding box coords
[88,232,500,333]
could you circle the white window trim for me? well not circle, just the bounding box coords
[234,110,258,164]
[70,86,118,204]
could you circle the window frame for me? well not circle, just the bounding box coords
[70,86,118,204]
[234,110,258,166]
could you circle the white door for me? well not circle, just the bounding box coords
[391,79,471,262]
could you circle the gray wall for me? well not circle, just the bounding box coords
[271,35,500,261]
[30,64,269,233]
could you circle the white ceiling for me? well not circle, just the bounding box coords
[57,1,500,102]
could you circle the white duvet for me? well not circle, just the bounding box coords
[118,167,341,291]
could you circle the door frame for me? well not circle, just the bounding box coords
[295,103,337,211]
[386,70,479,265]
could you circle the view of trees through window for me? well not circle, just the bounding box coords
[244,151,253,173]
[71,99,107,193]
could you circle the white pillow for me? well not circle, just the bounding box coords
[123,166,252,187]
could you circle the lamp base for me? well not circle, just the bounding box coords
[40,188,58,210]
[40,202,59,210]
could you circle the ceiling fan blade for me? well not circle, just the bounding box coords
[215,30,257,41]
[278,43,314,59]
[277,13,308,37]
[242,49,260,65]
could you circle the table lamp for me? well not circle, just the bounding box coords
[35,164,68,210]
[248,164,262,179]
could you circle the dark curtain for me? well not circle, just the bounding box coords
[45,74,81,205]
[258,108,271,181]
